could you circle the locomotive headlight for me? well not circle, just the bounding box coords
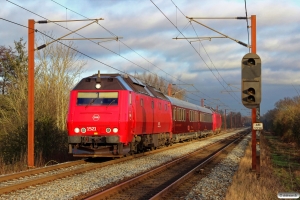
[106,128,111,133]
[74,128,80,133]
[81,128,86,133]
[113,128,118,133]
[95,83,101,89]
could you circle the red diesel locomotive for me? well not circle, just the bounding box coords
[67,72,222,157]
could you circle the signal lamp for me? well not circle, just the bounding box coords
[241,53,261,109]
[74,128,80,133]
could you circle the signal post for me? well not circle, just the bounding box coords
[241,15,262,174]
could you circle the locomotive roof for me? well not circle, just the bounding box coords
[166,96,213,114]
[73,73,214,114]
[73,73,169,101]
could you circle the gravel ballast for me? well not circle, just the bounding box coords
[0,129,247,200]
[185,134,251,200]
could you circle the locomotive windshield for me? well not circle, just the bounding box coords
[77,92,118,106]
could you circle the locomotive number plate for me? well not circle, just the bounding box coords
[87,127,97,131]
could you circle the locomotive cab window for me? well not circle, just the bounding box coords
[77,92,118,106]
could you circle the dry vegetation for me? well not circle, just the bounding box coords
[0,37,85,173]
[225,131,299,200]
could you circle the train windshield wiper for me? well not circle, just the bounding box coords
[106,99,115,109]
[85,98,96,108]
[85,93,100,108]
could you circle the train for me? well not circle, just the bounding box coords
[67,72,222,157]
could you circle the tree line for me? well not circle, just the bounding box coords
[0,36,85,165]
[261,96,300,145]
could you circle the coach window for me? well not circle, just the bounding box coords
[200,113,204,122]
[151,101,154,109]
[141,99,144,107]
[193,111,196,122]
[165,104,167,111]
[159,102,161,110]
[129,92,132,105]
[180,109,182,121]
[173,107,176,120]
[193,111,195,122]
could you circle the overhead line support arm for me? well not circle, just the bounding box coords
[186,17,250,48]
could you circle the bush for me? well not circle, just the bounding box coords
[0,117,69,165]
[281,129,294,143]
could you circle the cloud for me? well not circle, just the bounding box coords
[1,0,299,115]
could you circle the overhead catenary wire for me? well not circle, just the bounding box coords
[49,0,235,109]
[153,0,243,110]
[49,0,187,87]
[6,0,205,101]
[170,0,250,111]
[0,17,132,80]
[170,0,243,100]
[4,0,234,111]
[244,0,250,53]
[5,0,162,82]
[49,0,222,106]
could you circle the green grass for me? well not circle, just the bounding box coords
[271,154,300,168]
[264,133,300,192]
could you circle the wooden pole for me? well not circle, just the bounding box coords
[28,19,35,168]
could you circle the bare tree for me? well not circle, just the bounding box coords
[35,35,86,130]
[135,72,186,100]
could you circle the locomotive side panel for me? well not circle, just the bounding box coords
[152,99,172,134]
[132,94,172,135]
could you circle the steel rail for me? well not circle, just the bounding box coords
[84,131,247,200]
[0,134,213,195]
[0,160,86,183]
[0,130,241,196]
[150,132,247,199]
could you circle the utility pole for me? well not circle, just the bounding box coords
[28,19,34,168]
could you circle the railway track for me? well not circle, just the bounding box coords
[83,131,248,200]
[0,159,88,195]
[0,129,246,199]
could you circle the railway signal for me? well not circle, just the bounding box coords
[241,53,261,109]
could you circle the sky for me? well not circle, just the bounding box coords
[1,0,300,117]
